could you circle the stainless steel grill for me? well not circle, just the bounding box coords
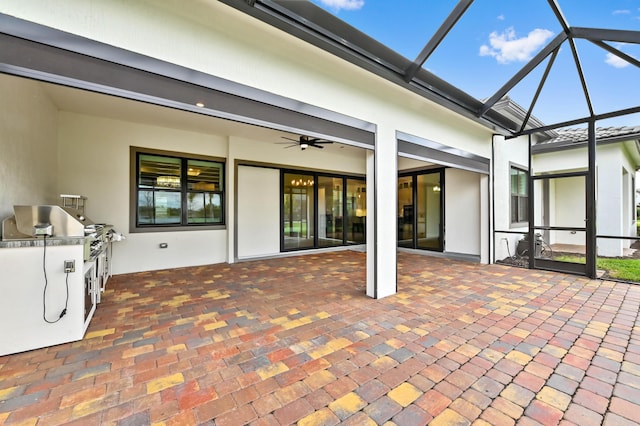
[1,199,116,261]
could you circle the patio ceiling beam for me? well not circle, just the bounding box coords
[479,32,567,117]
[571,27,640,44]
[591,40,640,69]
[568,38,594,117]
[403,0,474,83]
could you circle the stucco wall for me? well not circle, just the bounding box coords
[0,74,58,222]
[237,166,280,259]
[57,111,229,274]
[493,135,529,261]
[445,168,481,256]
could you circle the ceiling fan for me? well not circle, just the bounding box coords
[279,135,333,150]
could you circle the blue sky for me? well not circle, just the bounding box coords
[310,0,640,128]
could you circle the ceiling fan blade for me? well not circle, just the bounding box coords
[281,136,299,142]
[310,144,324,149]
[283,144,298,149]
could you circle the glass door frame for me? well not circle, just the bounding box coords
[281,171,316,251]
[527,121,597,278]
[397,168,445,252]
[530,171,588,275]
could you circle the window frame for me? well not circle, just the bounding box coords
[130,146,226,233]
[510,164,529,227]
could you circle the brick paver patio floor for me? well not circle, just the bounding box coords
[1,250,640,425]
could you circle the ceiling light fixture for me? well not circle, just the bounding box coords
[157,176,181,188]
[291,178,314,186]
[195,102,205,108]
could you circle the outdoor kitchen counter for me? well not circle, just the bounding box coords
[0,236,85,248]
[0,240,94,356]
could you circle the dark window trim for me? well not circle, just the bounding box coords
[280,168,366,252]
[130,146,226,233]
[509,163,529,228]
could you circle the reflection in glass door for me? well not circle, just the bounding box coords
[318,176,343,248]
[397,176,414,248]
[417,173,442,250]
[397,171,443,251]
[283,173,315,250]
[346,179,366,244]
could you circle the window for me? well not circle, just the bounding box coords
[282,171,365,251]
[132,148,224,231]
[510,166,528,225]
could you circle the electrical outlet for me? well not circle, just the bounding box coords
[64,260,75,273]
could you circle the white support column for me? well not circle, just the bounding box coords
[480,174,490,264]
[366,127,397,298]
[227,136,236,264]
[366,150,376,297]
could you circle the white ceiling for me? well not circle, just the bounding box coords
[42,82,282,140]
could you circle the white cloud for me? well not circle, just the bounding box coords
[612,9,631,15]
[497,14,505,21]
[606,52,630,68]
[479,27,554,64]
[317,0,364,11]
[605,44,635,68]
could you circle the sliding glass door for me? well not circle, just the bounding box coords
[416,173,442,250]
[283,173,315,250]
[346,179,366,244]
[397,170,444,251]
[318,176,343,248]
[398,176,414,248]
[282,171,365,251]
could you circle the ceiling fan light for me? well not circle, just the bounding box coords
[300,143,309,150]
